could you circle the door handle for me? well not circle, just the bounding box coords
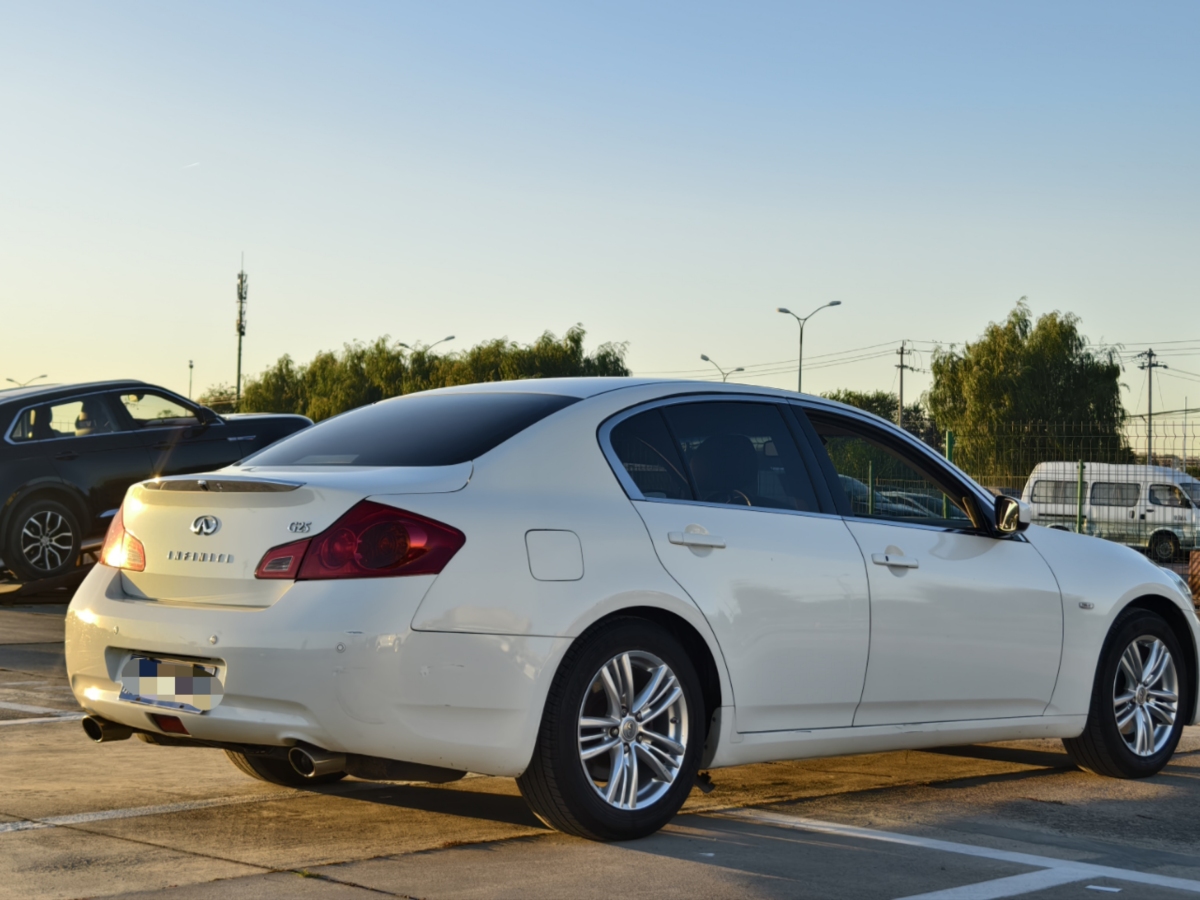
[54,451,79,461]
[872,553,918,569]
[668,532,726,549]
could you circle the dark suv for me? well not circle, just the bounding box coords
[0,380,310,581]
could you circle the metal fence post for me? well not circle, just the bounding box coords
[1076,460,1085,534]
[943,431,955,518]
[868,460,875,516]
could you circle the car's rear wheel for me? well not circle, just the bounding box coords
[517,617,705,841]
[1063,609,1189,778]
[225,749,346,786]
[4,498,81,581]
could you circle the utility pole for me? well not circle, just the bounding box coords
[188,360,194,399]
[895,341,917,430]
[1137,349,1167,465]
[235,255,248,412]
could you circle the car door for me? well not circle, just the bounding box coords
[604,398,871,733]
[111,389,231,476]
[802,408,1063,726]
[8,394,151,531]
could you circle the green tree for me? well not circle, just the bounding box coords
[239,325,629,420]
[926,300,1129,481]
[196,383,238,414]
[822,389,941,448]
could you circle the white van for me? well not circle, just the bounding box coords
[1021,462,1200,562]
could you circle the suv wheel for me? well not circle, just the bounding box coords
[517,617,705,841]
[1063,609,1189,778]
[4,498,81,581]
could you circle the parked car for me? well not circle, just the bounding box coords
[0,380,310,581]
[1021,462,1200,562]
[67,380,1198,841]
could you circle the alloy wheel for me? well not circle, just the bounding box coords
[577,650,689,810]
[1113,635,1179,757]
[20,509,76,573]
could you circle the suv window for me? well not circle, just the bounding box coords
[654,401,820,512]
[118,391,199,427]
[244,392,579,467]
[1090,482,1139,507]
[1149,484,1191,508]
[9,396,121,442]
[808,413,973,526]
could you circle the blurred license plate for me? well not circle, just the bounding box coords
[118,656,224,714]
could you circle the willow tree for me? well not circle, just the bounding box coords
[926,301,1129,481]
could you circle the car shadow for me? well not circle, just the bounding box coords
[306,780,547,830]
[925,743,1079,770]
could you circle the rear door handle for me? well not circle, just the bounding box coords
[668,532,726,549]
[872,553,918,569]
[54,451,79,461]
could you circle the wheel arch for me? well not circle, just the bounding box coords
[1121,594,1199,724]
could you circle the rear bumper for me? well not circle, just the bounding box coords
[66,565,567,776]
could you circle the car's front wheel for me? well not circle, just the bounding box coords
[517,617,706,841]
[1063,609,1189,778]
[4,498,81,581]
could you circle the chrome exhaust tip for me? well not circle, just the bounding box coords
[288,745,347,778]
[82,715,134,743]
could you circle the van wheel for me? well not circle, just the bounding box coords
[225,749,345,786]
[1063,609,1189,778]
[517,617,705,841]
[1148,532,1180,563]
[4,498,81,581]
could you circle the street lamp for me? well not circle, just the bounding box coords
[399,336,455,352]
[700,354,744,383]
[777,302,842,393]
[6,374,47,387]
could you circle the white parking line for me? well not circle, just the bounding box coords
[0,794,281,834]
[0,714,85,727]
[723,809,1200,898]
[0,701,69,715]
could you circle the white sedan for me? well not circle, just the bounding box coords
[66,379,1199,841]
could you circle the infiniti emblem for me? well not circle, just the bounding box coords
[191,515,220,536]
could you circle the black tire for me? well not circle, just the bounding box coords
[1063,609,1190,778]
[517,617,706,841]
[4,498,81,581]
[224,749,346,786]
[1148,532,1180,564]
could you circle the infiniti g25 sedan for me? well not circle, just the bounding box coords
[66,379,1199,841]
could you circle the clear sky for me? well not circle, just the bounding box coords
[2,1,1197,417]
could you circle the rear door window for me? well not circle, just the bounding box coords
[243,392,579,467]
[8,396,122,442]
[609,409,693,501]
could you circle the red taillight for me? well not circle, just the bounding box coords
[253,501,464,581]
[100,505,146,572]
[254,538,310,579]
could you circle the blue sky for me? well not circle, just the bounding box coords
[2,2,1197,415]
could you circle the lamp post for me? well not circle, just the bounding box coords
[700,355,744,383]
[5,375,47,387]
[399,336,455,352]
[777,302,842,393]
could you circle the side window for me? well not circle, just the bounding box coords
[117,392,199,428]
[8,397,120,442]
[1090,482,1139,507]
[1149,484,1190,508]
[808,413,974,526]
[658,402,820,512]
[609,409,693,501]
[1032,480,1087,504]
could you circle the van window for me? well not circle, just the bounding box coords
[1090,482,1139,507]
[1149,484,1191,508]
[243,392,578,467]
[1031,480,1086,504]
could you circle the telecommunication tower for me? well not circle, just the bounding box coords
[235,256,248,412]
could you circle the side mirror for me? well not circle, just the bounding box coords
[995,496,1031,534]
[197,406,221,425]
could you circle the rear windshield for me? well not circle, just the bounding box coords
[242,392,579,467]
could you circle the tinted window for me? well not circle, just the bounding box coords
[658,402,819,511]
[1031,480,1086,504]
[244,392,578,467]
[117,391,198,427]
[1149,484,1190,508]
[809,414,972,526]
[610,410,692,501]
[9,396,121,442]
[1090,482,1139,507]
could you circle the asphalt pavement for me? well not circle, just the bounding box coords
[3,603,1200,900]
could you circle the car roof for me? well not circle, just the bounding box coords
[0,380,151,408]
